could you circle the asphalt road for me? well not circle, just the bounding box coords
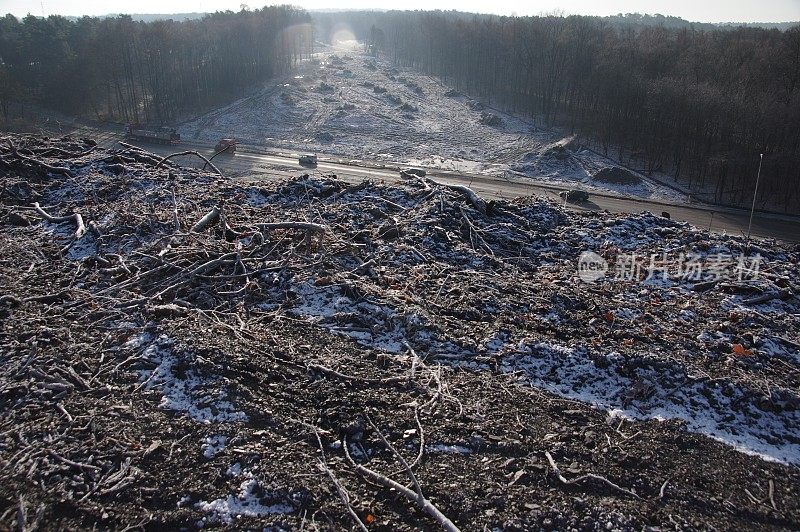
[75,126,800,243]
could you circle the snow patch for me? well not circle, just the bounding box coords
[502,341,800,465]
[196,479,292,524]
[137,335,248,424]
[202,435,228,458]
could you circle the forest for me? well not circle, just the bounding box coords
[317,11,800,211]
[0,7,313,125]
[1,9,799,211]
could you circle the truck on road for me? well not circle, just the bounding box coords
[215,138,237,154]
[299,154,318,166]
[125,124,181,145]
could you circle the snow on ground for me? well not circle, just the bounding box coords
[195,478,293,525]
[230,177,798,465]
[179,44,682,202]
[499,341,800,465]
[131,334,248,424]
[201,435,228,459]
[281,272,800,464]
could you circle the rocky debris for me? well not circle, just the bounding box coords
[0,134,799,530]
[478,112,502,127]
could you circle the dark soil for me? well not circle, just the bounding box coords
[1,134,798,531]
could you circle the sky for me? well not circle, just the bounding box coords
[2,0,799,23]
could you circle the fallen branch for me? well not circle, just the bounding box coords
[544,451,641,500]
[16,495,25,532]
[155,151,222,176]
[743,289,792,306]
[691,280,718,292]
[32,202,86,239]
[769,479,778,511]
[344,417,461,532]
[310,427,369,532]
[658,478,669,500]
[117,141,146,152]
[254,222,328,233]
[203,143,235,170]
[36,145,97,160]
[424,177,486,214]
[4,139,75,177]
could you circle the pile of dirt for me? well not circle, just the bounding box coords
[478,112,502,127]
[1,135,799,530]
[512,138,585,177]
[593,166,642,186]
[315,131,334,142]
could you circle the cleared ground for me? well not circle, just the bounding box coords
[1,136,799,530]
[180,43,681,202]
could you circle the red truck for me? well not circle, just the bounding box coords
[215,138,237,154]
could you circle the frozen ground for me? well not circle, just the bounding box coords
[2,136,799,529]
[180,42,684,202]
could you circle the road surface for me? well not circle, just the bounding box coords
[75,125,800,243]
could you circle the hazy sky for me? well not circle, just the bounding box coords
[4,0,800,22]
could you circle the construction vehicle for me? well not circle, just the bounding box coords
[215,138,237,154]
[299,154,318,165]
[125,124,180,144]
[400,168,426,178]
[559,189,590,203]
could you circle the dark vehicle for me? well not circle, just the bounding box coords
[661,211,671,219]
[400,168,426,178]
[215,138,237,154]
[125,124,180,144]
[559,189,590,203]
[299,154,318,165]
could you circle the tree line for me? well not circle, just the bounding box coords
[0,7,313,125]
[317,11,800,213]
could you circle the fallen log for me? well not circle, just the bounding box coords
[424,177,487,214]
[191,206,221,233]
